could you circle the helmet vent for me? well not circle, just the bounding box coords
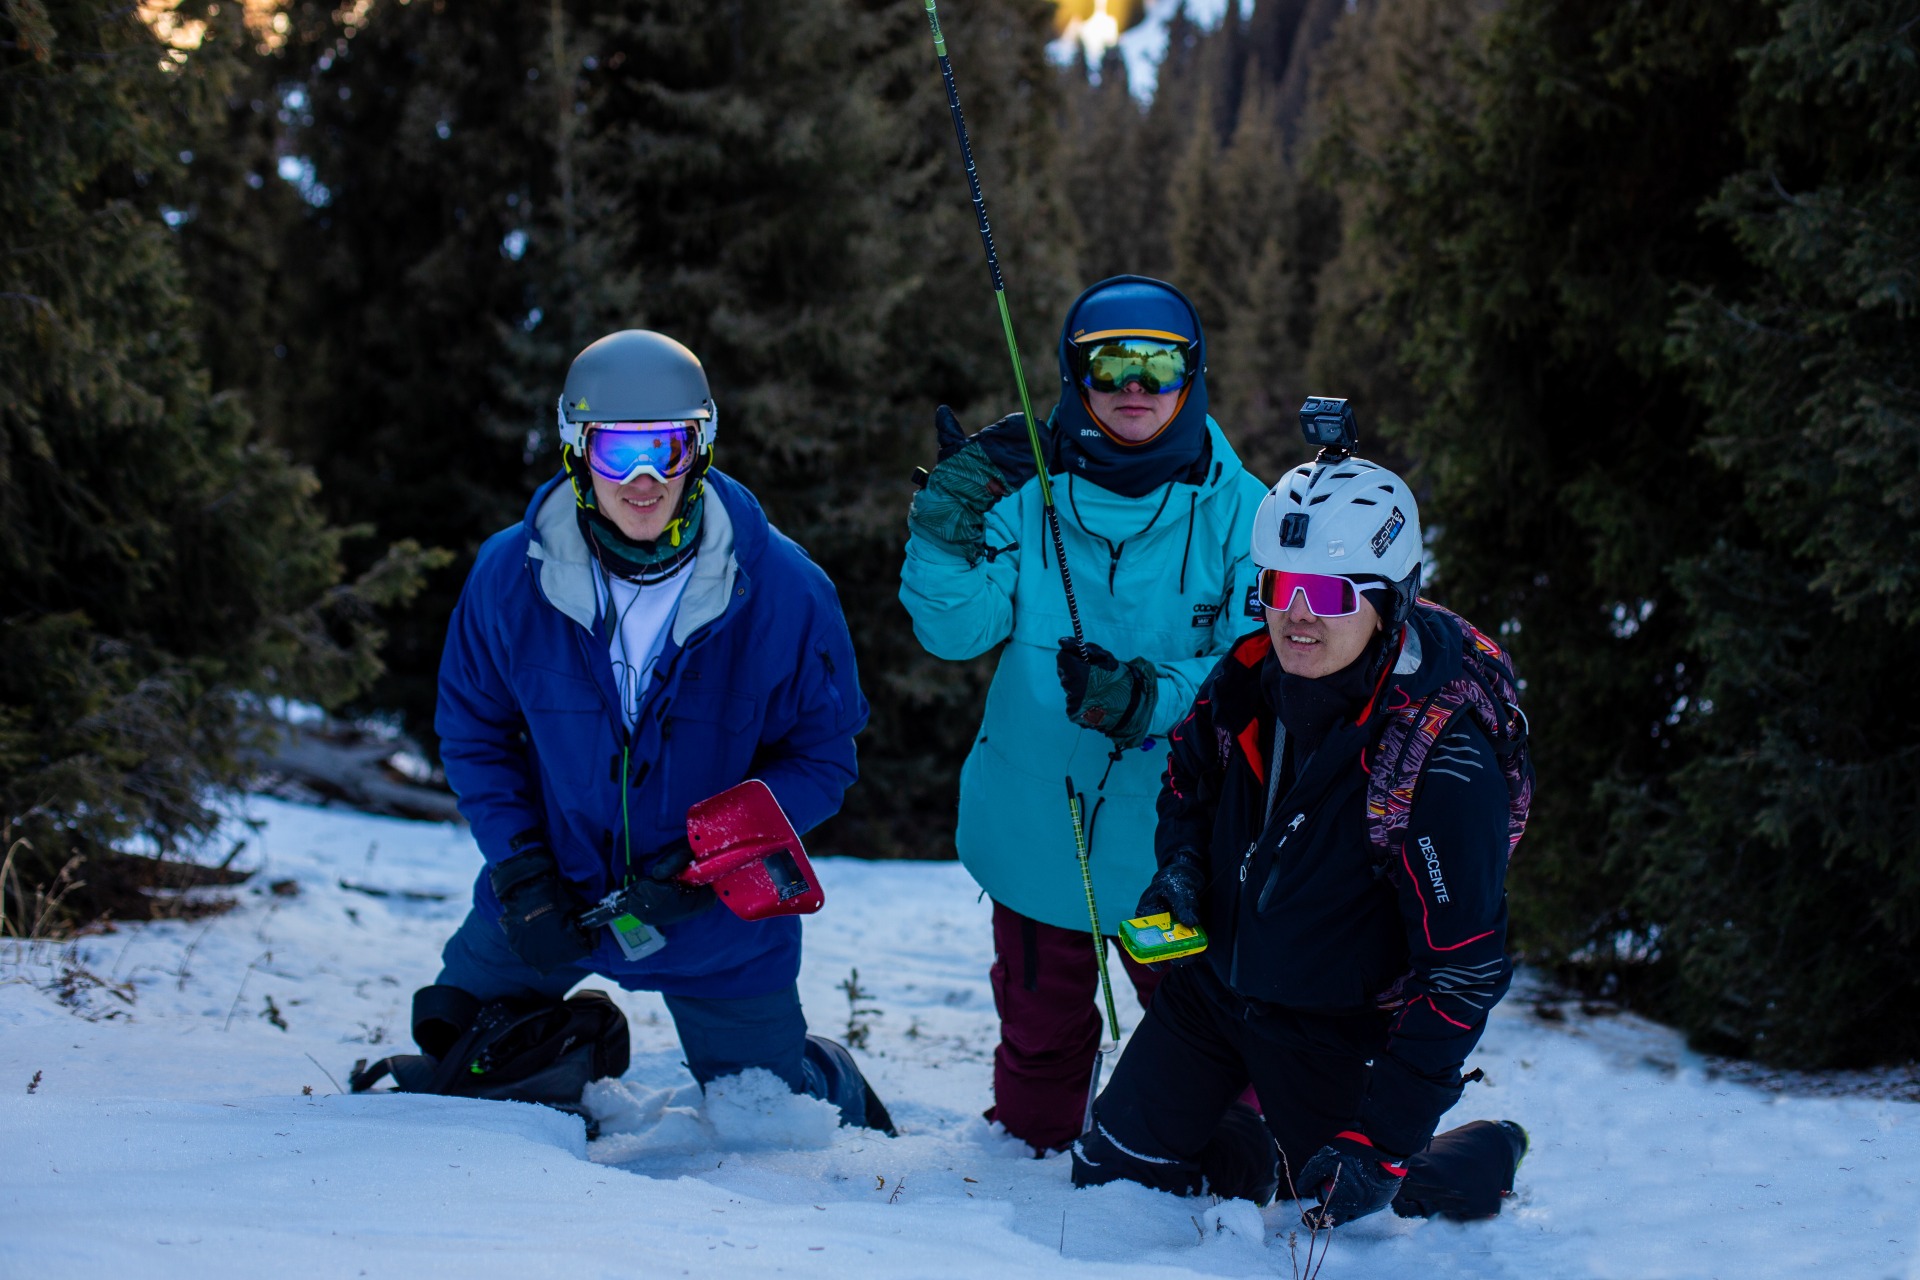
[1350,497,1378,506]
[1309,493,1332,506]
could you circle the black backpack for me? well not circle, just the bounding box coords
[349,985,629,1133]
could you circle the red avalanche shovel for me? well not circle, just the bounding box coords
[677,780,825,920]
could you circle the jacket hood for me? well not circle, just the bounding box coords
[1052,275,1210,498]
[1390,602,1462,705]
[522,467,767,642]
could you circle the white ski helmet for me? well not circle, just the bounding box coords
[1250,455,1423,625]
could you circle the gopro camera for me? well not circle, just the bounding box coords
[1298,396,1358,457]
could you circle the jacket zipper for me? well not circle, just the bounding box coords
[1230,810,1305,988]
[1256,812,1309,912]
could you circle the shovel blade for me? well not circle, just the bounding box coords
[681,780,825,920]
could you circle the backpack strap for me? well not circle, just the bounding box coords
[348,1053,440,1093]
[419,1001,524,1096]
[348,1056,394,1093]
[1366,604,1534,863]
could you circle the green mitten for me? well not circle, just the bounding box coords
[1055,638,1158,750]
[908,443,1006,560]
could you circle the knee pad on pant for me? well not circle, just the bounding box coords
[1071,1111,1203,1196]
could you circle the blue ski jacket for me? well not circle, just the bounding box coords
[436,469,868,998]
[899,418,1268,933]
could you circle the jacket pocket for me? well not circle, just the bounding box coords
[670,688,757,733]
[520,664,602,713]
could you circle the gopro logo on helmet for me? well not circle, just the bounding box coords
[1370,507,1406,558]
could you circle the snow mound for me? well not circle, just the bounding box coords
[5,797,1919,1279]
[585,1067,840,1161]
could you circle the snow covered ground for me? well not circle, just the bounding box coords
[3,797,1917,1279]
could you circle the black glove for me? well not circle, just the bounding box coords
[489,848,593,974]
[1135,850,1204,929]
[617,836,716,927]
[647,834,697,880]
[1055,637,1157,750]
[932,403,1041,485]
[1299,1132,1409,1227]
[907,406,1038,561]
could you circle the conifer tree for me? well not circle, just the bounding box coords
[1102,4,1210,281]
[1635,0,1920,1064]
[1305,0,1767,966]
[1249,0,1342,144]
[0,0,431,925]
[1169,82,1303,472]
[1062,48,1150,283]
[166,7,316,454]
[1302,0,1493,459]
[260,0,616,739]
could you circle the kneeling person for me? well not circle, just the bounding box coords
[1074,417,1529,1222]
[432,330,889,1130]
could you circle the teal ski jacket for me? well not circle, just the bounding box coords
[900,418,1268,933]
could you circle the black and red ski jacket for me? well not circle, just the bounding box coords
[1155,603,1513,1156]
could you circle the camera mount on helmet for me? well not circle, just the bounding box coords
[1298,397,1358,462]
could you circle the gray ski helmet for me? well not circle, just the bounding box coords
[556,330,718,455]
[1251,455,1423,625]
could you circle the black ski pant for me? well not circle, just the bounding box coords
[1073,961,1514,1216]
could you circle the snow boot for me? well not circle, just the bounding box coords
[802,1034,897,1135]
[1391,1118,1528,1221]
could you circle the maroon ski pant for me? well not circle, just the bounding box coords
[987,899,1162,1152]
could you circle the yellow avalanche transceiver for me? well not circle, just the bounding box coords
[1117,913,1208,965]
